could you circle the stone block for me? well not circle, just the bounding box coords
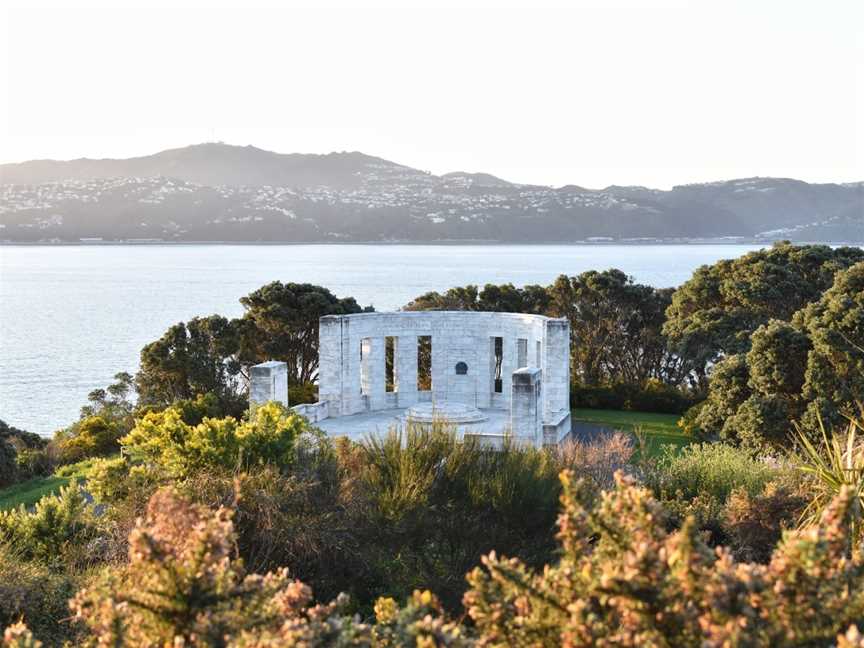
[250,361,289,409]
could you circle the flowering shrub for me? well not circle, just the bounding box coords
[464,470,864,646]
[0,485,98,566]
[66,486,464,647]
[121,401,310,479]
[69,487,367,647]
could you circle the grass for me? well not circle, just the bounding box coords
[570,408,691,458]
[0,456,109,511]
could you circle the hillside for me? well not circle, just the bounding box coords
[1,143,861,243]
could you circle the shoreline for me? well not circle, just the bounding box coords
[2,239,861,247]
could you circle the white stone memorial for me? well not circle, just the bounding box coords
[283,311,571,448]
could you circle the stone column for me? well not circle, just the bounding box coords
[500,336,517,408]
[430,333,447,403]
[543,318,570,416]
[395,334,419,407]
[365,336,387,410]
[318,315,343,416]
[250,361,289,410]
[510,367,542,446]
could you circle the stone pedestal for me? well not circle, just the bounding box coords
[250,361,289,409]
[511,367,542,446]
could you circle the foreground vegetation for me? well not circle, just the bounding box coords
[2,242,863,646]
[3,410,864,646]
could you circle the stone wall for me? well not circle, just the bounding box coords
[318,311,570,436]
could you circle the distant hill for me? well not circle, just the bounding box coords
[1,143,861,243]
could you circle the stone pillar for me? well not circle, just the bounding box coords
[543,318,570,416]
[250,361,289,410]
[510,367,542,446]
[430,333,447,403]
[363,336,387,410]
[318,315,343,416]
[500,336,517,408]
[395,334,419,407]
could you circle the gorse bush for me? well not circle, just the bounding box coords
[69,487,366,647]
[0,546,80,647]
[66,486,461,647]
[121,401,310,479]
[54,415,123,464]
[0,485,98,567]
[465,470,864,646]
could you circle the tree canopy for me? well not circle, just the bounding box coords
[663,242,864,385]
[696,261,864,449]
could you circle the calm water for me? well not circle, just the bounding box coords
[0,243,765,435]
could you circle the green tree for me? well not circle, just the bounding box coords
[136,315,246,415]
[694,353,751,442]
[664,242,864,386]
[799,261,864,429]
[699,262,864,448]
[405,282,549,314]
[239,282,371,384]
[547,270,689,386]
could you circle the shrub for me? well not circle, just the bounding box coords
[354,424,562,609]
[723,478,808,563]
[0,485,99,567]
[677,400,705,438]
[288,381,319,405]
[793,412,864,543]
[121,401,311,480]
[13,449,52,482]
[0,440,17,488]
[646,442,775,504]
[0,547,79,647]
[556,431,634,491]
[53,416,123,464]
[68,487,372,647]
[464,470,864,646]
[571,380,695,414]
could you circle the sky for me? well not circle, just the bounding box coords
[0,0,861,189]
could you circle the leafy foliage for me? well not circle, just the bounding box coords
[352,425,563,609]
[69,487,370,647]
[0,485,98,566]
[664,241,864,386]
[136,316,247,416]
[464,470,864,646]
[121,401,310,480]
[793,412,864,542]
[404,282,549,314]
[239,281,371,384]
[697,261,864,448]
[0,547,78,647]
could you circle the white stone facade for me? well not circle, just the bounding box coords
[312,311,571,447]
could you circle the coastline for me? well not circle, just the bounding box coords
[2,238,862,247]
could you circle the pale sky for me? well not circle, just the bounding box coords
[1,0,861,189]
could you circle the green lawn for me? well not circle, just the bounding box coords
[0,456,107,511]
[570,408,691,458]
